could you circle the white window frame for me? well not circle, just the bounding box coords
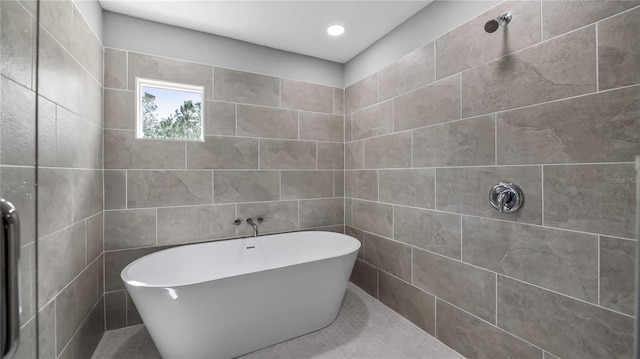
[135,77,205,141]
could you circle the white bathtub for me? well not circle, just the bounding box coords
[121,231,360,359]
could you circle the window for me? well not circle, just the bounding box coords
[136,78,204,141]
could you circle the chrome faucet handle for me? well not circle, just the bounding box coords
[257,217,264,223]
[232,219,242,225]
[489,182,523,214]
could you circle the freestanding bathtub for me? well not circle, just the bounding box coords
[121,231,360,359]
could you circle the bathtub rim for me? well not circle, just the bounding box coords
[121,230,361,289]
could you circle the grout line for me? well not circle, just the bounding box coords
[541,166,545,226]
[362,229,636,319]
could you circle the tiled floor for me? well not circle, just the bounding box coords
[92,283,462,359]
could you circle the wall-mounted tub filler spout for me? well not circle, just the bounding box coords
[485,12,512,33]
[246,217,264,237]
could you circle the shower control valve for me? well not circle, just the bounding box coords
[489,182,524,214]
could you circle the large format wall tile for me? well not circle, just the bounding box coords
[345,73,377,114]
[128,52,213,99]
[542,0,639,40]
[127,170,212,208]
[38,168,72,238]
[0,0,35,89]
[237,201,298,236]
[104,209,156,250]
[436,1,541,79]
[104,48,126,90]
[68,296,104,359]
[56,263,98,355]
[413,114,495,167]
[345,170,378,201]
[462,217,598,303]
[72,170,103,222]
[413,249,496,322]
[87,214,103,264]
[205,101,236,136]
[333,88,344,115]
[378,271,435,334]
[157,205,236,245]
[70,7,102,84]
[56,106,102,169]
[352,200,393,238]
[462,26,596,117]
[436,166,542,224]
[299,198,344,228]
[394,206,461,259]
[334,170,344,197]
[364,233,412,282]
[378,42,435,100]
[352,100,393,140]
[39,30,85,119]
[345,141,364,169]
[214,170,279,203]
[104,246,169,291]
[260,139,316,169]
[598,7,640,90]
[187,136,258,169]
[378,169,434,208]
[394,75,460,131]
[436,300,542,359]
[497,86,640,164]
[1,167,36,245]
[104,89,134,130]
[350,259,378,298]
[281,79,333,113]
[104,130,185,169]
[1,77,36,166]
[237,105,298,139]
[364,132,412,169]
[299,112,344,142]
[497,276,633,359]
[40,0,72,49]
[214,67,279,106]
[38,96,57,167]
[544,164,635,238]
[281,170,334,199]
[104,170,126,210]
[38,221,86,307]
[317,142,344,169]
[600,236,636,315]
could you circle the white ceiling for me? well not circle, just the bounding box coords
[98,1,432,63]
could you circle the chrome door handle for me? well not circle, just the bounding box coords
[1,199,20,359]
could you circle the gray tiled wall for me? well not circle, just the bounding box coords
[346,2,639,359]
[102,49,345,330]
[35,0,106,358]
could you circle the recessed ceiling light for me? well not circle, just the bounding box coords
[327,25,345,36]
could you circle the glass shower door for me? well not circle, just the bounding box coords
[0,0,39,357]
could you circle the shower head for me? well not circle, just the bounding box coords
[485,12,512,33]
